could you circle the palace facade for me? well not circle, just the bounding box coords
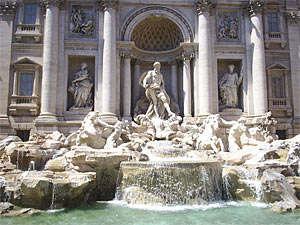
[0,0,299,140]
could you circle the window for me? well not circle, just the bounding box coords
[24,3,36,24]
[16,130,30,141]
[20,73,34,96]
[268,13,279,32]
[271,77,285,98]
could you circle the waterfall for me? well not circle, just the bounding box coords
[222,174,233,200]
[116,161,223,206]
[238,167,264,202]
[28,161,35,171]
[50,183,57,209]
[16,150,20,170]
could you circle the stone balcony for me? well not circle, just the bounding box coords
[9,95,39,116]
[264,32,287,48]
[14,24,42,43]
[268,98,292,116]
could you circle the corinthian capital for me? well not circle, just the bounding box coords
[99,0,119,11]
[246,0,264,17]
[286,11,300,25]
[0,1,18,15]
[195,0,214,15]
[41,0,64,9]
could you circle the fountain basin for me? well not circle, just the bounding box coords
[116,161,223,205]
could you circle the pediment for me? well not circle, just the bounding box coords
[267,63,288,71]
[13,57,40,66]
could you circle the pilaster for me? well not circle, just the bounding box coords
[286,11,300,133]
[0,0,18,137]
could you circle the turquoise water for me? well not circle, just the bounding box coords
[1,201,300,225]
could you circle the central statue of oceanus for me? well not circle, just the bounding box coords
[140,62,175,120]
[134,62,182,140]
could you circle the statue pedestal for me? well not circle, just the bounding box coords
[64,107,92,121]
[220,108,243,121]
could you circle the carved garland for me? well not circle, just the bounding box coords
[0,0,18,15]
[120,6,193,42]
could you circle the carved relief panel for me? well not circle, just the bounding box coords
[69,4,95,38]
[216,11,240,41]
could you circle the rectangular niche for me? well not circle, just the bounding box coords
[216,10,240,42]
[67,56,95,111]
[217,59,243,111]
[68,4,96,38]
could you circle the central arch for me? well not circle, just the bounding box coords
[131,17,184,51]
[121,6,194,43]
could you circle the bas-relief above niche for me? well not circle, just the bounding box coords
[216,11,240,42]
[69,4,95,38]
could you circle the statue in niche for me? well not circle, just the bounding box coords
[70,7,94,36]
[140,62,175,120]
[218,64,243,109]
[68,62,93,109]
[217,12,239,41]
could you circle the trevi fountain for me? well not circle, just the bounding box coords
[1,62,300,224]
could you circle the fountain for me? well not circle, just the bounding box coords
[0,62,299,217]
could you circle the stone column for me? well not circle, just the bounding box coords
[133,59,142,106]
[195,0,213,115]
[38,0,62,121]
[182,54,192,117]
[56,7,65,118]
[32,67,39,97]
[171,60,178,103]
[248,0,268,115]
[12,71,18,96]
[286,11,300,133]
[0,1,17,136]
[121,51,132,119]
[100,0,118,120]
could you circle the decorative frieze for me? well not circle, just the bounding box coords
[246,0,264,17]
[195,0,214,15]
[217,11,239,41]
[98,0,119,11]
[0,1,17,15]
[70,5,95,37]
[286,11,300,25]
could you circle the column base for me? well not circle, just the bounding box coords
[99,112,118,124]
[34,113,58,133]
[122,116,132,122]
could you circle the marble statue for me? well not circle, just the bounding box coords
[68,63,93,109]
[228,117,248,152]
[70,8,94,36]
[140,62,175,120]
[219,64,243,109]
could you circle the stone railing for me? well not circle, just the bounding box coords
[14,24,42,43]
[264,32,286,48]
[268,98,292,116]
[9,95,39,115]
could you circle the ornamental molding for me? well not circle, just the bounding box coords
[121,6,193,42]
[246,0,264,17]
[98,0,119,11]
[0,1,17,15]
[195,0,214,15]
